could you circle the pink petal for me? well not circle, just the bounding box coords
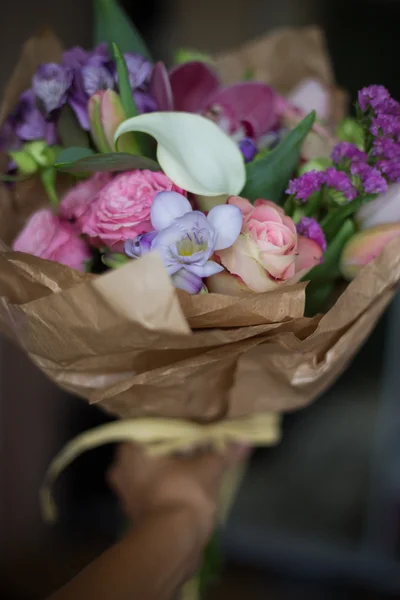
[208,82,277,138]
[288,78,330,122]
[295,236,324,274]
[169,61,220,113]
[150,62,174,111]
[228,195,253,217]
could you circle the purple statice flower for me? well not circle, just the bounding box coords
[350,162,388,195]
[143,191,242,293]
[378,159,400,183]
[81,56,115,97]
[296,217,327,252]
[370,114,400,138]
[286,170,324,203]
[124,231,157,258]
[373,137,400,160]
[324,167,358,201]
[239,137,257,162]
[32,63,73,114]
[358,85,400,114]
[331,142,368,165]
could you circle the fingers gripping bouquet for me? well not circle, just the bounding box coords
[1,1,400,596]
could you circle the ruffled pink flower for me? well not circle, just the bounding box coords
[60,172,112,229]
[209,196,323,294]
[81,170,186,250]
[13,209,91,271]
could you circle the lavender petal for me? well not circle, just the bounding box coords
[33,63,73,113]
[171,268,204,294]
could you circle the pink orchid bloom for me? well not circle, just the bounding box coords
[150,61,277,141]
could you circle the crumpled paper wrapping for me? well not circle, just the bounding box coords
[0,27,398,428]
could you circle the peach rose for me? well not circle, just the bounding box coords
[13,209,91,272]
[209,196,323,294]
[80,170,186,250]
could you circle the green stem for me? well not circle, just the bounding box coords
[40,168,59,208]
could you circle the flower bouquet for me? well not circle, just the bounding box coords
[1,1,400,597]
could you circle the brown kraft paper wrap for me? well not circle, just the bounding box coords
[0,26,397,425]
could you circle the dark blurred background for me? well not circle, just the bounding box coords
[1,1,400,599]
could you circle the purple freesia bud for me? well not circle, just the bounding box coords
[171,268,204,295]
[150,192,242,287]
[33,63,73,113]
[124,231,157,258]
[239,137,257,162]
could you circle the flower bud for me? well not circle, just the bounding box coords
[357,183,400,229]
[341,223,400,280]
[88,89,140,154]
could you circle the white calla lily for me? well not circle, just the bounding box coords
[114,112,246,197]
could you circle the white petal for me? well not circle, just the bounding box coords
[186,261,224,277]
[115,112,246,196]
[207,204,243,250]
[151,191,192,231]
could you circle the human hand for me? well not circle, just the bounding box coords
[107,443,250,545]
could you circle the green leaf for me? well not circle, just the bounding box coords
[112,42,138,118]
[241,111,316,203]
[305,280,335,316]
[56,151,159,173]
[40,167,59,207]
[57,105,91,148]
[93,0,152,59]
[57,147,95,165]
[321,194,375,242]
[174,48,214,66]
[305,219,355,283]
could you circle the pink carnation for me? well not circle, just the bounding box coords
[60,172,112,228]
[13,209,91,272]
[81,170,186,250]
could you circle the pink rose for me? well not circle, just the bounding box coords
[13,209,92,272]
[60,172,112,228]
[80,170,186,250]
[208,196,322,294]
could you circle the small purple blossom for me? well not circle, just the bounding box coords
[33,63,73,113]
[350,162,388,195]
[296,217,327,252]
[378,159,400,183]
[286,170,324,203]
[331,142,368,164]
[373,137,400,160]
[124,231,157,258]
[370,114,400,138]
[324,167,358,201]
[171,269,204,294]
[358,85,396,114]
[239,137,257,162]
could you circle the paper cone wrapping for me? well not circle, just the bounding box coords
[1,28,397,425]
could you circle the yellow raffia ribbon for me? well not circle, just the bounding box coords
[40,412,280,524]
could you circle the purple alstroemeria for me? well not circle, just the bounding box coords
[154,61,276,142]
[32,63,73,114]
[124,231,157,258]
[149,191,242,293]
